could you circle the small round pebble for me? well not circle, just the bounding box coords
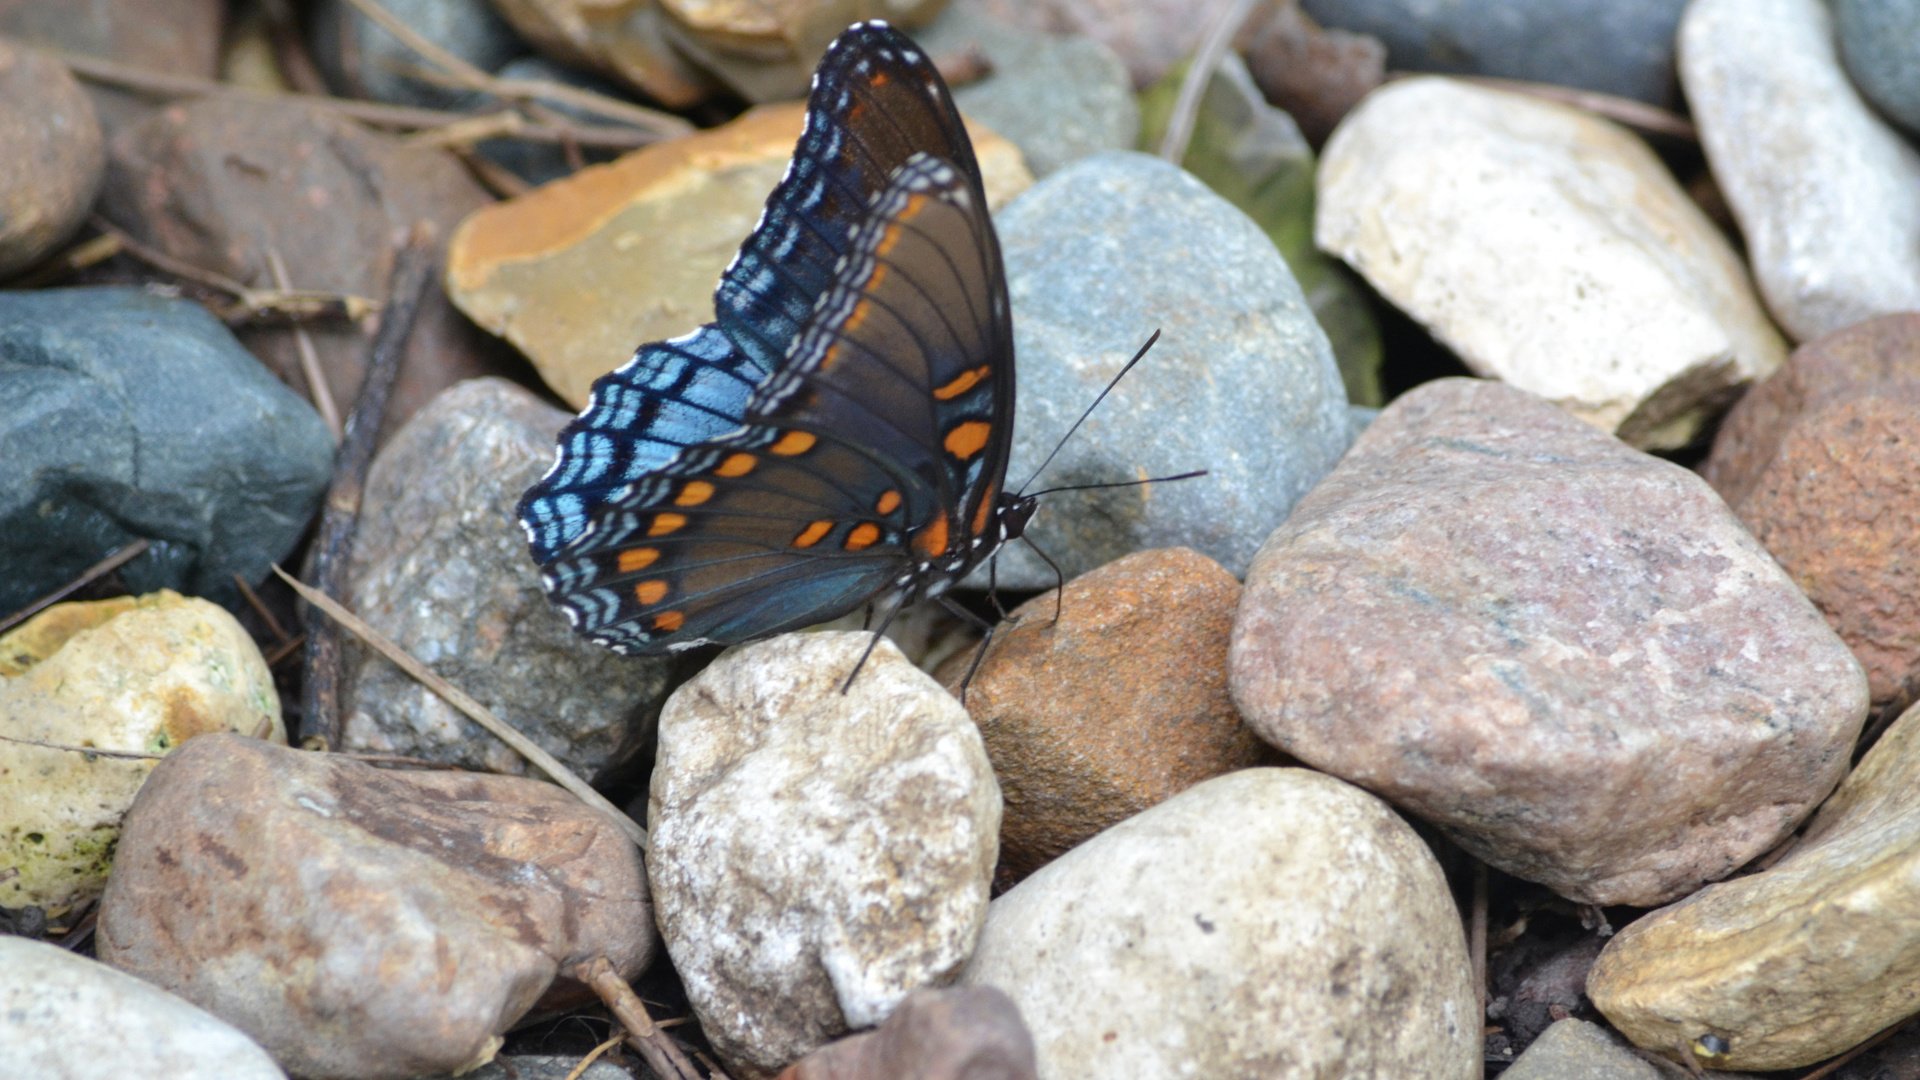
[0,40,103,276]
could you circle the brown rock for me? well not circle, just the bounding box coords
[1229,377,1869,906]
[1703,313,1920,713]
[776,986,1037,1080]
[100,95,517,441]
[489,0,714,108]
[96,733,652,1080]
[1238,2,1385,146]
[447,101,1031,409]
[942,548,1270,884]
[0,41,103,277]
[659,0,948,103]
[0,0,221,132]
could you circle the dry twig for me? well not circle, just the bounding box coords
[1437,74,1697,141]
[1158,0,1266,163]
[266,247,345,440]
[574,957,706,1080]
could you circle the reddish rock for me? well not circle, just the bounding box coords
[1239,2,1386,146]
[1703,313,1920,713]
[0,0,222,132]
[942,547,1271,884]
[776,986,1037,1080]
[0,40,103,277]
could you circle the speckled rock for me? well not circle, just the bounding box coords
[776,986,1037,1080]
[648,632,1001,1079]
[1229,378,1869,906]
[1316,77,1786,449]
[1836,0,1920,136]
[1703,314,1920,714]
[0,936,284,1079]
[988,151,1352,588]
[1590,700,1920,1070]
[97,733,652,1080]
[1679,0,1920,341]
[0,592,286,915]
[0,40,103,277]
[1501,1018,1664,1080]
[342,378,669,773]
[959,768,1479,1079]
[943,548,1269,884]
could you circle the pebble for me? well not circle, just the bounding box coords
[487,0,713,108]
[0,935,284,1079]
[960,0,1211,87]
[920,4,1138,177]
[1835,0,1920,137]
[1239,2,1386,146]
[0,592,284,915]
[1589,700,1920,1070]
[1500,1018,1665,1080]
[647,632,1001,1078]
[941,548,1270,884]
[97,732,652,1080]
[959,768,1478,1078]
[1229,378,1869,907]
[445,102,1030,409]
[451,1058,637,1080]
[660,0,946,103]
[0,41,103,277]
[1315,77,1786,450]
[341,378,671,770]
[1301,0,1690,107]
[1679,0,1920,342]
[1703,313,1920,714]
[776,986,1037,1080]
[0,0,223,132]
[987,151,1353,589]
[311,0,524,108]
[100,95,514,441]
[0,287,334,613]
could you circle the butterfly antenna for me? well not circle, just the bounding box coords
[1023,469,1208,501]
[1015,329,1161,496]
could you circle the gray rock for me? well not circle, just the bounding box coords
[1229,378,1869,906]
[921,5,1138,177]
[1301,0,1689,107]
[1836,0,1920,137]
[0,287,333,611]
[342,377,669,774]
[0,935,285,1079]
[311,0,525,109]
[468,55,628,185]
[1680,0,1920,342]
[439,1057,636,1080]
[1503,1019,1663,1080]
[987,151,1352,589]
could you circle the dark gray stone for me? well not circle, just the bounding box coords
[1301,0,1689,108]
[1837,0,1920,137]
[311,0,525,109]
[0,287,333,611]
[983,151,1352,589]
[468,55,630,186]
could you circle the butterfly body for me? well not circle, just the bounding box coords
[518,21,1030,655]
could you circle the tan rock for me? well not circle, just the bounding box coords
[0,591,285,914]
[0,40,104,277]
[488,0,713,108]
[1589,700,1920,1070]
[658,0,948,102]
[447,102,1032,409]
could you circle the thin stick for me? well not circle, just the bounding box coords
[0,733,165,761]
[257,0,329,95]
[9,231,123,288]
[299,228,435,748]
[0,538,151,636]
[231,571,293,646]
[573,957,703,1080]
[90,215,376,326]
[1438,74,1697,141]
[565,1031,629,1080]
[1796,1017,1910,1080]
[1158,0,1264,162]
[1470,860,1489,1028]
[266,247,345,441]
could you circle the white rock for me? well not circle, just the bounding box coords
[647,632,1001,1079]
[1679,0,1920,342]
[959,768,1477,1079]
[1316,76,1786,450]
[0,935,284,1079]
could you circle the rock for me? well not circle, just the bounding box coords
[1487,926,1608,1055]
[341,378,670,769]
[1139,51,1382,404]
[488,0,713,108]
[1836,0,1920,137]
[919,5,1138,178]
[988,151,1352,588]
[0,936,284,1079]
[776,986,1037,1080]
[941,548,1269,884]
[1239,2,1386,147]
[959,768,1479,1078]
[0,41,103,277]
[0,592,286,915]
[648,632,1000,1078]
[435,1057,636,1080]
[1703,314,1920,714]
[466,55,631,186]
[1679,0,1920,342]
[0,0,222,133]
[446,103,1031,409]
[1502,1018,1664,1080]
[1589,700,1920,1070]
[1300,0,1689,108]
[100,95,515,442]
[0,287,333,613]
[96,733,652,1080]
[658,0,947,103]
[311,0,525,109]
[957,0,1212,87]
[1315,77,1786,450]
[1229,378,1869,906]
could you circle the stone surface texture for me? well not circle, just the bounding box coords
[1836,0,1920,136]
[648,633,1001,1079]
[776,986,1038,1080]
[488,0,711,107]
[960,768,1478,1079]
[1316,76,1786,450]
[311,0,524,109]
[0,40,103,277]
[1229,378,1869,906]
[1500,1018,1664,1080]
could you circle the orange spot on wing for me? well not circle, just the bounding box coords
[653,611,685,632]
[932,365,990,401]
[675,481,714,506]
[944,421,991,460]
[876,489,901,515]
[874,196,925,257]
[971,482,997,537]
[618,548,660,573]
[844,298,871,332]
[648,513,686,536]
[717,453,757,477]
[634,580,668,604]
[793,520,833,548]
[845,523,880,552]
[912,511,950,559]
[771,431,816,456]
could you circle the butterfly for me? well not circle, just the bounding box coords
[517,20,1037,658]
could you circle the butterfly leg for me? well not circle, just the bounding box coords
[842,592,911,695]
[1016,535,1070,626]
[937,594,1001,705]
